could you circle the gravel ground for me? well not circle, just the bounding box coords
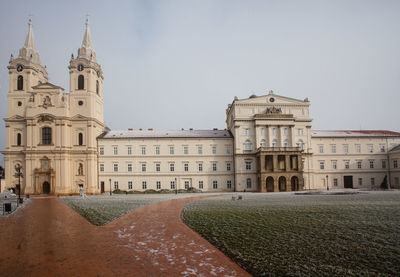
[182,191,400,277]
[61,193,220,226]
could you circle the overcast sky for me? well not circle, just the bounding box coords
[1,0,400,166]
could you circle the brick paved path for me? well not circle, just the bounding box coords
[0,196,250,276]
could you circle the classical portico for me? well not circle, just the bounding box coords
[256,146,304,192]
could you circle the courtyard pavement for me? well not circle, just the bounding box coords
[0,195,250,276]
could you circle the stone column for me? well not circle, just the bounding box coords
[290,126,295,147]
[260,154,265,171]
[273,155,278,171]
[285,155,291,171]
[267,126,272,147]
[274,177,279,192]
[297,155,302,171]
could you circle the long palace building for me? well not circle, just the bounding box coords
[2,20,400,195]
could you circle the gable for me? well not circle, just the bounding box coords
[236,92,308,106]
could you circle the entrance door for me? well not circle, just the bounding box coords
[266,177,274,192]
[43,181,50,194]
[344,176,353,188]
[101,181,105,193]
[291,176,299,191]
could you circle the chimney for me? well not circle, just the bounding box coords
[181,128,184,130]
[128,128,133,131]
[189,128,193,131]
[139,128,142,131]
[213,128,218,130]
[148,128,153,131]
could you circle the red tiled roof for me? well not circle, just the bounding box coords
[312,130,400,138]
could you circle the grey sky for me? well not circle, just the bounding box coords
[1,0,400,166]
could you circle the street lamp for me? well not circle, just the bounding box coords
[326,175,329,191]
[109,178,112,196]
[14,164,24,203]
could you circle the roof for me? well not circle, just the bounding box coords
[98,129,233,139]
[312,130,400,138]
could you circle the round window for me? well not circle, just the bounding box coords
[78,101,84,106]
[17,101,22,106]
[269,97,275,103]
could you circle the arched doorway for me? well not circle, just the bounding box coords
[43,181,50,194]
[279,176,286,192]
[291,176,299,191]
[266,176,274,192]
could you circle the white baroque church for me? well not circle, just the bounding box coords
[2,20,400,195]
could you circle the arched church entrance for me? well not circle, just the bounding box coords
[279,176,286,192]
[291,176,299,191]
[266,176,274,192]
[43,181,50,194]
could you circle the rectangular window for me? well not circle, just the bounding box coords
[114,181,118,190]
[142,163,146,172]
[184,181,189,189]
[394,160,398,168]
[212,146,217,155]
[128,163,132,172]
[99,147,104,155]
[343,145,348,154]
[244,128,250,136]
[284,128,289,135]
[382,160,386,169]
[212,163,217,171]
[333,178,338,186]
[142,181,147,190]
[297,128,303,136]
[198,181,203,189]
[184,146,188,155]
[128,181,133,190]
[227,180,232,189]
[260,128,266,136]
[272,128,277,136]
[356,145,361,153]
[113,146,118,155]
[368,145,373,153]
[371,178,375,186]
[213,180,218,189]
[100,163,104,172]
[184,163,189,172]
[141,146,146,155]
[245,161,251,170]
[113,163,118,172]
[319,145,324,153]
[155,146,160,155]
[246,178,252,189]
[226,163,231,171]
[320,161,325,170]
[345,161,349,169]
[170,146,174,155]
[170,181,176,189]
[226,146,231,154]
[156,181,161,190]
[370,160,374,169]
[198,163,203,172]
[331,145,336,153]
[127,146,132,155]
[170,163,175,172]
[357,161,362,169]
[380,145,385,152]
[198,146,203,154]
[156,163,160,172]
[332,161,337,169]
[358,178,362,186]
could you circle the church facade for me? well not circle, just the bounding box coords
[2,20,400,195]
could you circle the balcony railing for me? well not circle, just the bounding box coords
[257,146,301,152]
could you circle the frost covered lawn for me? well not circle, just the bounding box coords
[182,191,400,276]
[61,193,215,226]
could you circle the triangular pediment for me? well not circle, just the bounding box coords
[32,82,64,90]
[236,92,308,105]
[5,115,25,121]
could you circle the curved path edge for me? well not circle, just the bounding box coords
[0,194,251,276]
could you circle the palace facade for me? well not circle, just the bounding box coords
[2,20,400,195]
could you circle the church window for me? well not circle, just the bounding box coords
[96,80,99,95]
[17,75,23,90]
[78,75,84,90]
[17,133,22,146]
[78,101,84,106]
[17,101,22,107]
[244,140,252,150]
[42,127,52,145]
[78,133,83,145]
